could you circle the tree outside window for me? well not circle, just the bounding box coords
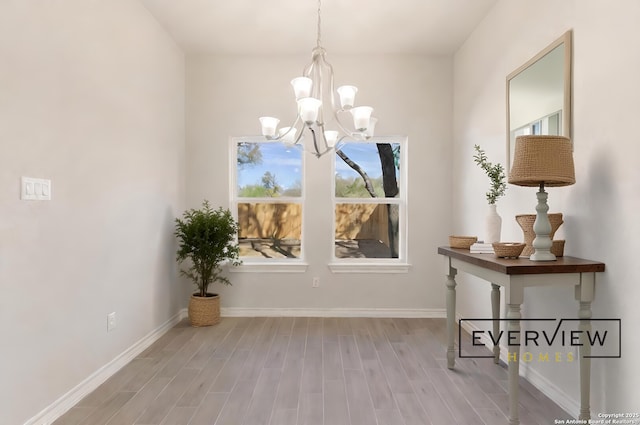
[234,140,303,259]
[333,139,405,260]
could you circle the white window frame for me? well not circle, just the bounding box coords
[230,137,308,273]
[329,136,410,274]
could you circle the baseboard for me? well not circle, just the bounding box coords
[25,309,187,425]
[457,315,580,418]
[220,307,445,318]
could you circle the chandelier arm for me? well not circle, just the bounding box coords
[293,121,305,145]
[310,51,334,114]
[289,115,303,136]
[308,127,322,158]
[267,115,303,142]
[323,57,338,113]
[308,124,333,158]
[303,57,316,78]
[334,111,361,139]
[317,123,332,154]
[313,52,357,140]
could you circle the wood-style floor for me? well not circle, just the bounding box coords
[53,317,570,425]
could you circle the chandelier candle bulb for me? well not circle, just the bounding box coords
[351,106,373,131]
[337,85,358,109]
[279,127,297,144]
[291,77,313,100]
[324,131,339,147]
[364,117,378,138]
[259,117,280,137]
[298,98,322,124]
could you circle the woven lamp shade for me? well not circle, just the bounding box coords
[509,135,575,187]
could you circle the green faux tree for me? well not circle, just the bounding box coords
[175,200,241,297]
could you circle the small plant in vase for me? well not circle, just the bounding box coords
[473,145,507,243]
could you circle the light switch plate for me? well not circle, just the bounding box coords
[21,177,51,200]
[107,312,116,332]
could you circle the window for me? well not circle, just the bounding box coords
[231,136,408,272]
[332,137,407,265]
[232,138,304,263]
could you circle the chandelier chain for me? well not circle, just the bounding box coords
[316,0,322,47]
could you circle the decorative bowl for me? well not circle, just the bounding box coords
[449,235,478,249]
[492,242,525,258]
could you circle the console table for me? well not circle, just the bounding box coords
[438,246,605,425]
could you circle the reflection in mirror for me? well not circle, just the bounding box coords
[506,30,572,173]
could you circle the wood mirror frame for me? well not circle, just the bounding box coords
[506,30,572,175]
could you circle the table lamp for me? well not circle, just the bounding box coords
[509,135,575,261]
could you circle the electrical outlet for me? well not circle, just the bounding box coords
[107,312,116,332]
[312,277,320,288]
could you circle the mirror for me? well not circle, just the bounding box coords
[506,30,572,174]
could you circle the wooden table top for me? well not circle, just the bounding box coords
[438,246,605,275]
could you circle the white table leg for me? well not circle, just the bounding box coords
[507,302,521,425]
[576,273,595,421]
[446,266,458,369]
[578,301,592,420]
[506,281,524,425]
[491,283,500,364]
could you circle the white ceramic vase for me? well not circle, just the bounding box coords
[485,204,502,243]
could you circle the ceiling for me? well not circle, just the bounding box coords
[139,0,498,55]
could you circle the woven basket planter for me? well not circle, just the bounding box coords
[449,235,478,249]
[551,240,565,257]
[515,213,563,257]
[188,294,220,327]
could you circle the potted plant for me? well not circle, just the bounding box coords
[473,145,507,243]
[175,200,241,327]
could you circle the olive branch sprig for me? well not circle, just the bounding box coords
[473,145,507,205]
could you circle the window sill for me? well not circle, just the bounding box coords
[229,262,309,273]
[328,262,411,274]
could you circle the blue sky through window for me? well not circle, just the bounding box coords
[237,141,400,192]
[237,142,303,191]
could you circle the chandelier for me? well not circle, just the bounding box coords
[258,0,378,158]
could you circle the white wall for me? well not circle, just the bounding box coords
[186,54,453,312]
[453,0,640,415]
[0,1,185,424]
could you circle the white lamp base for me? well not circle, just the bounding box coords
[530,187,556,261]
